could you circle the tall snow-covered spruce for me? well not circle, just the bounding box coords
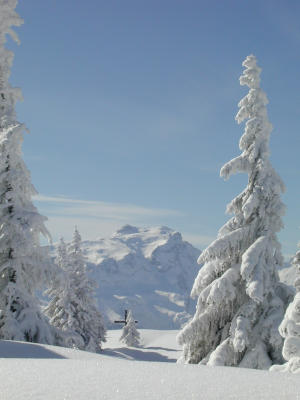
[177,55,287,369]
[0,0,54,343]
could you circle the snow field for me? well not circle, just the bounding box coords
[1,330,300,400]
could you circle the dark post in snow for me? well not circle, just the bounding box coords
[114,309,138,326]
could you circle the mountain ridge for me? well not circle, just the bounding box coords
[79,225,201,329]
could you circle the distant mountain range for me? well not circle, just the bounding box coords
[79,225,201,329]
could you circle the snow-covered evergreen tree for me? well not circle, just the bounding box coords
[64,228,106,352]
[0,0,54,343]
[177,55,287,369]
[271,247,300,373]
[120,310,140,347]
[44,238,83,348]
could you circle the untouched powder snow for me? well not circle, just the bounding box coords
[1,330,300,400]
[58,225,201,329]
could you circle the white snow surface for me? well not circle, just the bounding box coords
[279,263,297,289]
[1,329,300,400]
[54,225,201,329]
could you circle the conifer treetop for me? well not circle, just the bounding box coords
[0,0,24,125]
[0,0,23,45]
[73,226,81,244]
[55,238,69,272]
[70,227,82,252]
[239,54,261,89]
[220,54,278,181]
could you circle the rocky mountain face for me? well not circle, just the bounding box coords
[80,225,201,329]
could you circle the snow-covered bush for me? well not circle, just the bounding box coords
[177,55,288,369]
[271,248,300,373]
[46,231,106,351]
[0,0,55,344]
[120,310,140,347]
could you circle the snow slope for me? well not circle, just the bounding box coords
[2,330,300,400]
[279,262,297,289]
[78,225,200,329]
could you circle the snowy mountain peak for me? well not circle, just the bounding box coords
[113,224,140,236]
[79,226,201,329]
[112,225,178,244]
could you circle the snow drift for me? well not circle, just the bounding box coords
[2,330,300,400]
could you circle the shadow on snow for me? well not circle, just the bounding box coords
[146,346,179,352]
[0,340,66,359]
[103,346,177,363]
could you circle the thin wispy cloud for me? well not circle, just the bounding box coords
[34,195,213,250]
[33,194,186,242]
[34,194,185,220]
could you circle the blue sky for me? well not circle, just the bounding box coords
[7,0,300,257]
